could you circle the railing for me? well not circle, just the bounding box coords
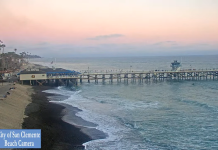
[79,68,218,75]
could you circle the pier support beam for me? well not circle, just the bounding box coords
[131,74,136,82]
[47,79,50,86]
[95,75,98,83]
[66,79,69,86]
[55,79,59,86]
[138,74,143,82]
[102,75,105,83]
[36,80,46,86]
[80,76,82,83]
[70,79,78,86]
[75,79,78,86]
[110,74,113,83]
[87,75,90,83]
[117,74,121,83]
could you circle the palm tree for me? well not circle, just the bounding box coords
[0,44,6,71]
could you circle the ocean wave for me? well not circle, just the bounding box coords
[47,88,148,149]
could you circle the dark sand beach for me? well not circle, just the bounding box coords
[22,86,106,150]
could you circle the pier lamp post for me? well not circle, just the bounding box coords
[130,66,132,72]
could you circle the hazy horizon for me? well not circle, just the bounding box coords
[31,54,218,59]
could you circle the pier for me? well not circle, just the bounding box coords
[18,60,218,86]
[78,60,218,83]
[78,69,218,83]
[19,68,218,86]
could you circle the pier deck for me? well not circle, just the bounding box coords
[78,69,218,83]
[19,69,218,86]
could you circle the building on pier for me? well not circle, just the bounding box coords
[19,67,80,86]
[171,60,181,71]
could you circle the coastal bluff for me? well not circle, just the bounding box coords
[0,83,32,129]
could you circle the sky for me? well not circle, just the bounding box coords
[0,0,218,57]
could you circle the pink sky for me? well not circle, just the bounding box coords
[1,0,218,57]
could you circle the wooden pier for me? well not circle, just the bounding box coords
[19,68,218,86]
[78,69,218,83]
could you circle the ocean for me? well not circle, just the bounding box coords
[31,55,218,150]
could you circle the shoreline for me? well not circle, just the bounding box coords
[57,103,107,141]
[22,86,93,149]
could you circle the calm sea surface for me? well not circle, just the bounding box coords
[31,56,218,150]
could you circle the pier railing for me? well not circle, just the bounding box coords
[77,69,218,83]
[76,68,218,75]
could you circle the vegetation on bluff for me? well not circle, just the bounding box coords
[0,51,41,72]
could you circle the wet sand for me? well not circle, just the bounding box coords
[60,103,107,141]
[22,86,102,150]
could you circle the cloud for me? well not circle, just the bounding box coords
[153,41,178,46]
[87,34,124,40]
[37,42,49,46]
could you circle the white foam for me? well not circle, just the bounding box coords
[43,86,81,97]
[44,87,148,149]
